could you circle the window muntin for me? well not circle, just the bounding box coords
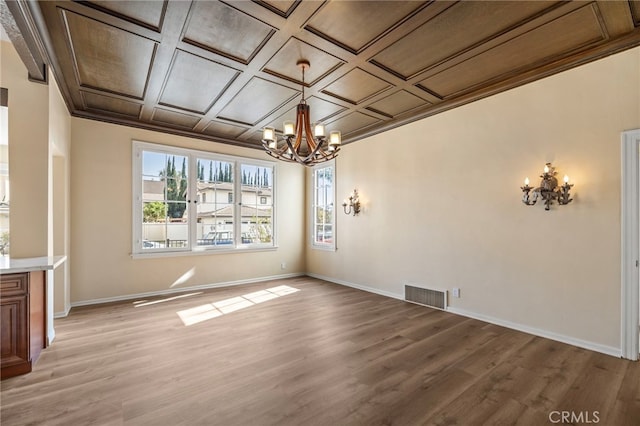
[134,142,275,255]
[311,162,335,249]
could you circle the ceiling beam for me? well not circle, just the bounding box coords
[0,0,47,83]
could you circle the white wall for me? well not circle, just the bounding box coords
[308,47,640,353]
[70,118,305,303]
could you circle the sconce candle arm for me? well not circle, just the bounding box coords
[342,189,361,216]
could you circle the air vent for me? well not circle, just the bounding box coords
[404,284,447,310]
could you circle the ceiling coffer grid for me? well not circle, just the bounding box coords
[22,0,640,149]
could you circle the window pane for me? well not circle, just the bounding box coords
[142,201,167,249]
[135,142,276,255]
[313,165,334,246]
[167,213,188,248]
[240,164,273,244]
[142,151,168,179]
[1,102,9,255]
[141,151,188,249]
[196,159,234,247]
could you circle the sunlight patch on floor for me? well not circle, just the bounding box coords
[176,285,300,326]
[133,292,203,308]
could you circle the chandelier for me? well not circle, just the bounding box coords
[262,60,341,166]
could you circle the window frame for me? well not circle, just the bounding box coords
[310,160,336,251]
[132,141,276,257]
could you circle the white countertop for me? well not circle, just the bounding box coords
[0,255,67,274]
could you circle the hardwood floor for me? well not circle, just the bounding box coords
[1,276,639,425]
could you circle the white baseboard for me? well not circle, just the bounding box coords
[307,273,621,359]
[67,271,622,358]
[47,328,55,346]
[70,272,304,309]
[445,306,621,358]
[306,273,404,300]
[54,306,72,319]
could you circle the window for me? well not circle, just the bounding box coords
[0,88,8,256]
[133,141,275,255]
[311,162,335,250]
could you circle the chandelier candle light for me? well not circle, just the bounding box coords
[521,163,573,211]
[262,60,341,166]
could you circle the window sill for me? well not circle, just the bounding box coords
[131,245,278,259]
[310,244,336,252]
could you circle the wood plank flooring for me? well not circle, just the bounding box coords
[1,276,639,425]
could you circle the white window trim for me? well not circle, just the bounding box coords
[132,140,276,257]
[310,160,336,251]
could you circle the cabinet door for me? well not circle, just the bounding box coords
[0,273,27,297]
[1,295,29,376]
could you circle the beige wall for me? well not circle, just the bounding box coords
[50,72,71,315]
[70,118,305,303]
[0,40,50,258]
[308,47,640,351]
[2,40,71,330]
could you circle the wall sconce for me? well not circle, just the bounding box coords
[521,163,573,211]
[342,189,361,216]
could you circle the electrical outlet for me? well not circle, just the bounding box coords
[453,288,460,298]
[281,262,286,270]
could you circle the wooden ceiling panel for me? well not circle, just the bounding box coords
[370,1,557,80]
[159,50,240,114]
[595,0,636,37]
[366,91,430,118]
[305,0,428,54]
[62,9,156,99]
[182,1,274,64]
[151,108,201,130]
[262,38,345,85]
[326,112,382,136]
[253,1,300,18]
[81,92,142,118]
[630,0,640,26]
[244,130,269,146]
[265,96,346,132]
[203,121,249,138]
[322,68,392,105]
[418,3,606,98]
[82,0,167,31]
[24,1,640,149]
[217,78,299,126]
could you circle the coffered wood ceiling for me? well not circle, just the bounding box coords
[15,1,640,149]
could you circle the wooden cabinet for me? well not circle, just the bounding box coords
[1,271,46,379]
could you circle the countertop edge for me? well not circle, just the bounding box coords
[0,256,68,275]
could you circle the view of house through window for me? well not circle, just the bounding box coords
[134,141,275,254]
[141,151,189,249]
[312,162,335,249]
[196,158,234,247]
[240,164,273,244]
